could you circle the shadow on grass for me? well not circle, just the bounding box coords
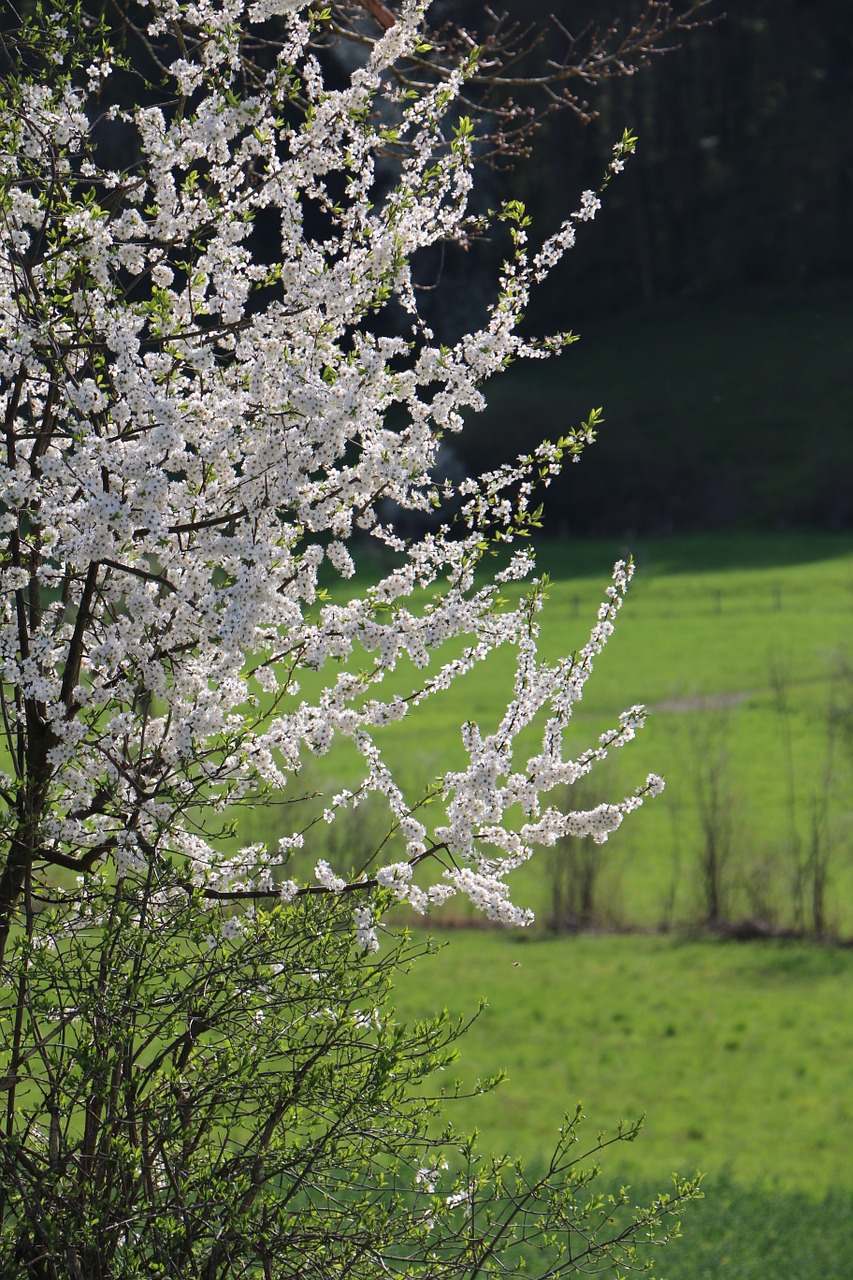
[632,1172,853,1280]
[533,532,853,583]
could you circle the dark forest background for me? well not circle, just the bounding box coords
[514,0,852,319]
[430,0,853,536]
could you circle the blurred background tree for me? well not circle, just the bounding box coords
[516,0,852,317]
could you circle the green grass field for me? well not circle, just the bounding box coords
[240,531,853,1275]
[392,931,853,1191]
[518,531,853,931]
[248,530,853,935]
[390,929,853,1278]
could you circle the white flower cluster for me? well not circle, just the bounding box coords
[353,906,379,954]
[574,189,602,221]
[0,0,656,949]
[415,1159,449,1195]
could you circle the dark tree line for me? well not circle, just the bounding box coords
[514,0,853,322]
[14,0,848,316]
[445,0,853,536]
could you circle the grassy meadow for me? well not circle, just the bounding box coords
[243,530,853,1275]
[250,530,853,935]
[522,531,853,931]
[391,930,853,1191]
[389,930,853,1278]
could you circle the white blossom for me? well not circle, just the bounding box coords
[0,0,657,954]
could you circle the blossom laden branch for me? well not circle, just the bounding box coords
[0,0,661,961]
[0,7,707,1271]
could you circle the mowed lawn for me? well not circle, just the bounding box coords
[389,929,853,1279]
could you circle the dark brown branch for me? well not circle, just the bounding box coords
[59,561,100,711]
[102,558,176,592]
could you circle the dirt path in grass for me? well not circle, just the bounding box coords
[652,671,841,714]
[653,690,754,713]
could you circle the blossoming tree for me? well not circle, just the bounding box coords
[0,2,701,1274]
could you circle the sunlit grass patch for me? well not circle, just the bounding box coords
[390,931,853,1196]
